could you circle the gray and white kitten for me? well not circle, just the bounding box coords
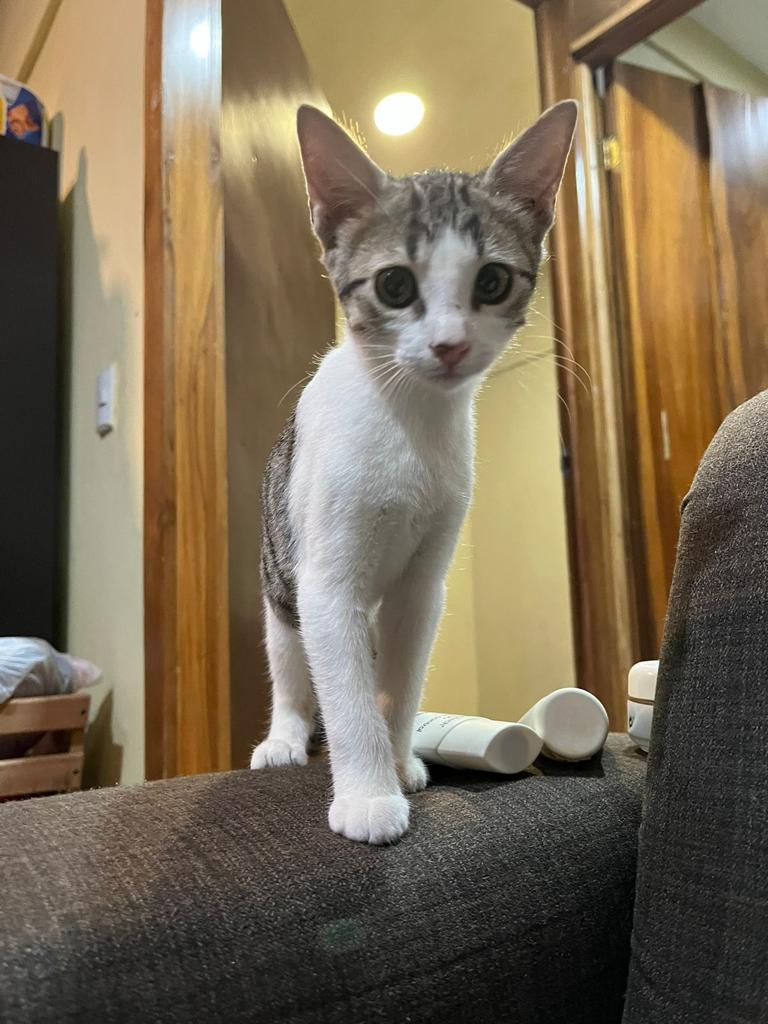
[252,102,577,844]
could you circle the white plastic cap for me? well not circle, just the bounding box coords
[628,660,659,702]
[437,719,542,774]
[519,688,609,761]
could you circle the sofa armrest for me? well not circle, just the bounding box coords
[1,737,644,1024]
[624,391,768,1023]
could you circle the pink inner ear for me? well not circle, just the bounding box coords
[297,106,386,246]
[485,101,577,215]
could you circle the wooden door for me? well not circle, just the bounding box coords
[704,85,768,409]
[606,62,768,654]
[221,0,335,769]
[607,62,723,654]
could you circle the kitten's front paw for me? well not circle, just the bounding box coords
[329,792,410,845]
[398,755,429,793]
[250,737,308,769]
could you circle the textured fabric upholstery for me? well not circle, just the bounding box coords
[623,391,768,1024]
[1,737,644,1024]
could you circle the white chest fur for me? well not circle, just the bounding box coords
[289,338,475,605]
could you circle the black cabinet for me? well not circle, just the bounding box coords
[0,134,60,643]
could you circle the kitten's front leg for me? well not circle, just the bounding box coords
[251,601,315,769]
[377,581,445,794]
[377,512,465,791]
[298,576,409,844]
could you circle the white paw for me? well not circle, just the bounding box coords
[398,755,429,793]
[250,737,308,769]
[328,792,410,845]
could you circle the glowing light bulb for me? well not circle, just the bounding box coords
[374,92,424,136]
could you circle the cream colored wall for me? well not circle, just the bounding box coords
[285,0,574,718]
[424,518,479,714]
[0,0,146,785]
[475,276,575,719]
[0,0,52,79]
[624,16,768,94]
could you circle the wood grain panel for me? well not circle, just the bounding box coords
[570,62,639,721]
[0,752,83,797]
[0,694,89,735]
[606,63,723,653]
[704,84,768,409]
[535,0,637,728]
[221,0,335,768]
[169,0,231,778]
[144,0,176,780]
[144,0,231,778]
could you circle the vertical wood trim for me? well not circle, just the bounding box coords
[535,0,590,695]
[144,0,176,780]
[535,0,636,727]
[145,0,231,778]
[602,67,657,659]
[571,63,637,699]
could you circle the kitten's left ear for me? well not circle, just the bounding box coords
[484,100,578,231]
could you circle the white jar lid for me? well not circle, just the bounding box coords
[628,660,659,702]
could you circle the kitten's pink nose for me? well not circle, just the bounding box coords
[431,341,470,369]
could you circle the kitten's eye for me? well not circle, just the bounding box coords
[375,266,418,309]
[474,263,513,305]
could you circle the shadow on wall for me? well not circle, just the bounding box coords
[82,690,123,788]
[58,142,132,788]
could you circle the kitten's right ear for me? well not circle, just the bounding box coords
[297,105,386,249]
[484,100,578,233]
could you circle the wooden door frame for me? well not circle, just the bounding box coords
[144,0,231,779]
[530,0,705,723]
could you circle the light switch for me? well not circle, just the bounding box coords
[96,365,116,437]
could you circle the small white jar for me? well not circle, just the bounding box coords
[628,660,659,752]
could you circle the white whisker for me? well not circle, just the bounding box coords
[278,372,313,407]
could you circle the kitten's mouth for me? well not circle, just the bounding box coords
[433,361,472,380]
[431,367,473,388]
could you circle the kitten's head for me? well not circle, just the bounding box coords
[297,102,577,391]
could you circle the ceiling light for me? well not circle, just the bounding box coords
[374,92,424,136]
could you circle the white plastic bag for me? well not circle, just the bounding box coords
[0,637,101,704]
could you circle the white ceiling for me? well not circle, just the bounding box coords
[691,0,768,75]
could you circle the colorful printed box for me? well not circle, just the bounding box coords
[1,74,47,146]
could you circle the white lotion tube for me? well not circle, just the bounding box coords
[519,687,609,761]
[413,712,543,774]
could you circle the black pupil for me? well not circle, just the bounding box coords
[475,264,511,304]
[376,267,417,308]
